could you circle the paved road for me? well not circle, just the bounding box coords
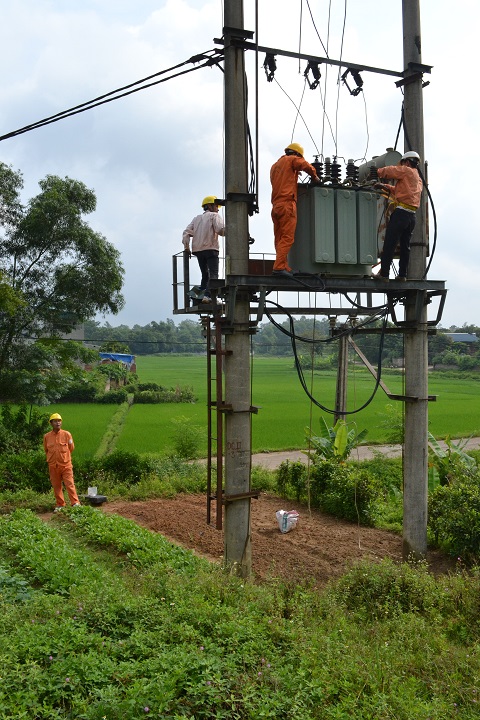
[251,437,480,470]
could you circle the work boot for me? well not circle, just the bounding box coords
[272,269,293,278]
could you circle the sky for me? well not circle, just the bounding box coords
[0,0,477,330]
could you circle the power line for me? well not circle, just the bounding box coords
[0,50,224,142]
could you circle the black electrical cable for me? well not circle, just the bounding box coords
[305,0,330,58]
[400,104,438,280]
[265,299,389,415]
[0,50,224,142]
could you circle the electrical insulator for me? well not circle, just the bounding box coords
[331,159,342,185]
[324,157,332,184]
[345,159,359,183]
[368,165,378,181]
[312,156,323,181]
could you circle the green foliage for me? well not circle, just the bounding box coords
[0,451,48,493]
[428,433,477,487]
[0,404,49,453]
[95,450,153,486]
[377,403,404,444]
[332,558,439,620]
[307,417,368,462]
[0,162,124,403]
[0,563,33,603]
[133,386,196,404]
[170,415,206,459]
[276,458,381,525]
[429,477,480,561]
[1,509,480,718]
[95,388,129,404]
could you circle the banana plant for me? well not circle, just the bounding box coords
[428,433,476,488]
[307,417,368,462]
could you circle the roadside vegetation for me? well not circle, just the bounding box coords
[0,507,480,718]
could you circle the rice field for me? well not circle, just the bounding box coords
[43,356,480,457]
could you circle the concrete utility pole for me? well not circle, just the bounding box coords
[402,0,429,559]
[222,0,252,576]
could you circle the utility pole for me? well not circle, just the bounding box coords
[402,0,429,559]
[222,0,252,576]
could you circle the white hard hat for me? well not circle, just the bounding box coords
[401,151,420,162]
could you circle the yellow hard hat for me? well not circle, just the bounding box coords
[202,195,218,207]
[285,142,304,157]
[49,413,62,421]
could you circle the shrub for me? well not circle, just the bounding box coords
[95,389,129,404]
[276,458,381,525]
[0,450,49,493]
[57,380,99,402]
[170,415,205,459]
[133,386,196,404]
[99,450,151,485]
[429,478,480,561]
[331,558,439,620]
[0,404,49,454]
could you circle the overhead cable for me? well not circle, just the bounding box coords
[0,49,224,142]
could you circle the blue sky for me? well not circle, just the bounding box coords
[0,0,477,329]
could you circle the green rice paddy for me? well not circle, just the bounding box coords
[46,356,480,457]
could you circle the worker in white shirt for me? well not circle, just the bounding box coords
[182,195,225,303]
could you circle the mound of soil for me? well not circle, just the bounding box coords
[104,494,455,587]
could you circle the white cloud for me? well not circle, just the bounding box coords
[0,0,477,328]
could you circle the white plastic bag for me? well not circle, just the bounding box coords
[276,509,299,534]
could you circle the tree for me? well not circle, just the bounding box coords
[0,162,124,402]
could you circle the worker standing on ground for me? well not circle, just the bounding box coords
[373,150,423,282]
[43,413,81,511]
[270,143,320,277]
[182,196,225,303]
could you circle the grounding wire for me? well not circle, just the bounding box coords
[0,50,224,142]
[273,77,320,155]
[291,78,308,142]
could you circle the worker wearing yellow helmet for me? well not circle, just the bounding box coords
[373,150,423,282]
[43,413,81,511]
[182,195,225,304]
[270,143,320,276]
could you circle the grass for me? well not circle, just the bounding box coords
[0,507,479,718]
[40,356,480,457]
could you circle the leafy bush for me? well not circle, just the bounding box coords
[170,415,206,459]
[133,386,196,404]
[94,388,129,404]
[56,379,99,402]
[331,558,439,620]
[429,478,480,561]
[0,450,49,493]
[0,404,49,454]
[276,458,381,525]
[97,450,152,485]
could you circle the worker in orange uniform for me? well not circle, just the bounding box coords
[43,413,81,512]
[373,150,423,282]
[270,142,320,277]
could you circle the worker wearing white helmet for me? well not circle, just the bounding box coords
[182,195,225,303]
[270,143,320,277]
[373,150,423,282]
[43,413,81,511]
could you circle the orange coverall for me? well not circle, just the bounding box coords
[43,429,80,507]
[270,154,319,271]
